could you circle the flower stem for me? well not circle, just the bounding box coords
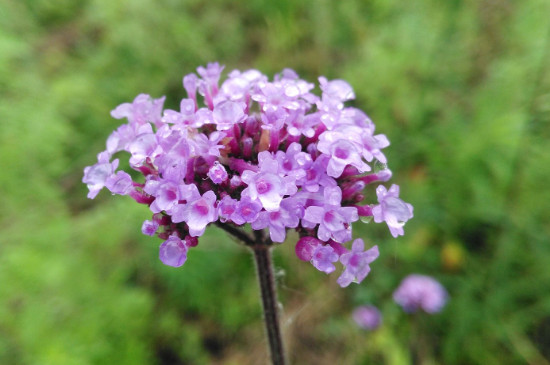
[251,244,286,365]
[216,223,286,364]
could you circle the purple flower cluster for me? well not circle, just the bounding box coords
[83,63,413,287]
[393,274,448,313]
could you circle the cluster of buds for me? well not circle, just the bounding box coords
[83,63,413,287]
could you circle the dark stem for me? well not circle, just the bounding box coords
[216,223,286,364]
[214,221,255,245]
[251,244,286,365]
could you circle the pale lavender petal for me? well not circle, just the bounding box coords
[159,236,188,267]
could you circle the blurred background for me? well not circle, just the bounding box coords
[1,0,550,364]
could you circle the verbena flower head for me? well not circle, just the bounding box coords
[83,63,414,287]
[393,274,448,313]
[353,305,382,330]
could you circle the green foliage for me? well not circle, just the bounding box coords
[1,0,549,363]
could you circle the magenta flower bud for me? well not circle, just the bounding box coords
[129,189,155,205]
[184,235,199,248]
[342,181,366,200]
[295,236,322,261]
[353,193,365,203]
[242,137,253,159]
[327,240,347,256]
[355,205,373,217]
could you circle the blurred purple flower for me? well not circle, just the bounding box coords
[353,305,382,330]
[393,274,448,313]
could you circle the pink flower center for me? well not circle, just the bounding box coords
[193,199,209,216]
[349,254,360,267]
[270,211,281,220]
[334,147,349,159]
[221,206,235,215]
[256,179,271,194]
[165,190,177,201]
[241,206,253,217]
[324,211,335,223]
[306,169,317,180]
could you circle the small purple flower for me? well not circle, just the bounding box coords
[251,81,302,113]
[276,142,311,180]
[317,130,370,178]
[197,62,224,87]
[393,274,448,314]
[208,162,228,184]
[251,199,300,242]
[106,124,136,155]
[303,186,358,243]
[159,235,188,267]
[231,196,263,225]
[353,305,382,330]
[212,100,246,130]
[111,93,166,127]
[105,170,133,196]
[193,131,226,158]
[155,129,190,181]
[186,191,218,236]
[241,152,297,211]
[128,130,159,167]
[285,109,318,138]
[144,178,181,214]
[172,190,218,237]
[161,98,198,127]
[197,62,225,109]
[372,184,414,237]
[319,77,355,105]
[82,152,119,199]
[299,155,334,193]
[218,195,238,223]
[219,69,266,102]
[310,244,339,274]
[142,219,159,236]
[337,239,379,287]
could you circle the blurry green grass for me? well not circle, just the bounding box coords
[1,0,550,364]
